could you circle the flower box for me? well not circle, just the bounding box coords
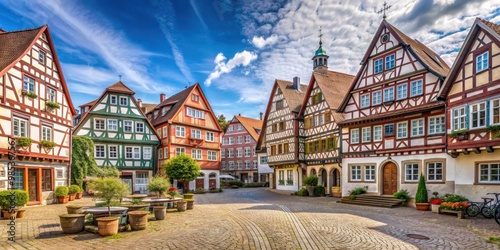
[45,101,60,109]
[439,209,464,219]
[22,90,38,99]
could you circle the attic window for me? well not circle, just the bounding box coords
[191,94,199,102]
[40,33,47,41]
[154,110,159,119]
[162,106,171,116]
[381,34,389,43]
[148,114,152,120]
[275,88,281,95]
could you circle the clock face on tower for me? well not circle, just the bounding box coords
[381,34,389,43]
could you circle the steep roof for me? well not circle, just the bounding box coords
[80,99,97,108]
[275,80,307,113]
[235,115,263,142]
[147,84,196,126]
[439,18,500,99]
[106,81,135,95]
[140,103,157,114]
[301,70,355,122]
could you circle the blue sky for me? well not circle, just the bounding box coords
[0,0,499,119]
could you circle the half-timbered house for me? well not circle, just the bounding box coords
[438,18,500,197]
[221,115,263,183]
[337,19,453,199]
[261,77,307,191]
[299,42,355,197]
[147,83,222,191]
[73,81,160,193]
[0,26,76,205]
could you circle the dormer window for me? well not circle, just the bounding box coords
[154,110,159,119]
[110,95,117,105]
[162,106,170,116]
[119,97,127,106]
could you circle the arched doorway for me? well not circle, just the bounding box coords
[196,172,205,189]
[311,169,317,175]
[331,168,340,187]
[209,172,217,188]
[382,162,398,195]
[319,169,327,186]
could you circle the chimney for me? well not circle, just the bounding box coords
[160,93,166,102]
[137,98,142,107]
[293,77,300,90]
[238,113,241,116]
[259,112,263,120]
[0,28,6,34]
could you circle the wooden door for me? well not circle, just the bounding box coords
[195,179,204,189]
[383,163,397,195]
[28,169,37,202]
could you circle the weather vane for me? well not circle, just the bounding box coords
[377,1,392,19]
[318,26,323,46]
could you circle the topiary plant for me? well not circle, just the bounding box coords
[0,190,29,210]
[303,174,318,186]
[55,186,69,197]
[148,176,171,198]
[415,174,428,203]
[68,185,80,194]
[88,177,130,216]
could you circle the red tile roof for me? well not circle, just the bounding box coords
[481,18,500,35]
[275,80,307,113]
[0,26,43,73]
[147,84,196,126]
[106,81,135,95]
[235,115,263,142]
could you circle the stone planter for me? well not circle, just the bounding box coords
[415,202,430,211]
[440,209,464,219]
[66,205,84,214]
[68,193,76,201]
[186,199,194,210]
[75,192,83,199]
[59,214,85,234]
[177,200,187,212]
[16,209,26,218]
[57,196,69,204]
[96,217,119,236]
[183,193,194,199]
[2,210,17,219]
[307,186,316,197]
[153,206,166,220]
[128,211,149,230]
[431,204,440,213]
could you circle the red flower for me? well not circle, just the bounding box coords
[168,187,177,191]
[430,198,442,205]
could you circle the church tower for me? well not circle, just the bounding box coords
[312,28,329,73]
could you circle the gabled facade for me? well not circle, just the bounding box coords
[147,83,222,191]
[262,77,307,191]
[299,44,355,196]
[0,26,76,205]
[73,81,159,193]
[221,115,263,183]
[337,20,453,198]
[438,18,500,197]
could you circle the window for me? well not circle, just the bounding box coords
[47,88,56,102]
[476,51,489,72]
[245,161,250,169]
[95,145,105,158]
[365,166,375,181]
[429,116,445,134]
[470,102,486,129]
[384,124,394,137]
[143,147,152,160]
[110,95,117,105]
[119,97,128,106]
[360,94,370,108]
[23,76,35,92]
[270,145,276,155]
[227,125,233,131]
[453,107,467,130]
[237,136,242,144]
[427,162,443,181]
[405,163,419,181]
[350,166,361,181]
[206,132,214,142]
[13,117,28,137]
[260,156,268,164]
[191,94,199,102]
[13,169,24,190]
[192,149,202,160]
[176,147,185,156]
[237,124,243,130]
[372,91,381,105]
[237,161,242,170]
[351,129,359,144]
[374,126,382,141]
[208,151,217,161]
[133,147,140,159]
[229,137,234,144]
[385,54,395,69]
[479,163,500,183]
[158,148,163,159]
[228,161,234,170]
[411,119,424,136]
[410,80,423,97]
[162,106,171,116]
[383,88,394,102]
[374,58,383,74]
[237,148,242,157]
[313,116,319,127]
[124,121,133,133]
[228,149,234,157]
[42,169,51,191]
[245,135,251,143]
[42,126,52,141]
[186,107,205,119]
[39,51,46,64]
[278,170,284,184]
[108,119,117,131]
[221,162,226,170]
[362,127,371,143]
[56,169,63,179]
[276,100,284,110]
[191,129,201,139]
[136,122,144,133]
[492,99,500,124]
[125,147,133,159]
[221,149,225,158]
[397,122,408,138]
[253,160,258,169]
[94,118,105,130]
[244,147,250,157]
[108,145,117,158]
[283,143,289,153]
[397,84,407,100]
[287,170,293,185]
[312,93,323,105]
[164,147,168,159]
[176,126,185,137]
[135,172,149,193]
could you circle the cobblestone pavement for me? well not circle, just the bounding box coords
[0,188,499,250]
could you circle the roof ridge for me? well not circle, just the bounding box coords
[0,25,45,35]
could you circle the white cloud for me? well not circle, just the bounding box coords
[251,34,279,48]
[205,50,258,86]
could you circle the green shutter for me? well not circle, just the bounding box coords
[465,104,470,129]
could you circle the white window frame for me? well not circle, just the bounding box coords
[208,151,217,161]
[206,132,214,142]
[470,102,486,129]
[372,91,382,105]
[191,129,201,139]
[94,118,105,130]
[476,51,489,72]
[164,147,168,159]
[143,147,152,160]
[228,149,234,157]
[125,146,133,159]
[237,148,242,157]
[221,149,225,158]
[110,95,117,105]
[39,51,46,64]
[41,126,52,141]
[23,75,35,92]
[362,127,371,143]
[192,149,202,160]
[229,137,234,145]
[410,80,423,97]
[108,145,118,159]
[365,165,376,181]
[385,54,395,70]
[397,122,408,139]
[175,126,185,137]
[479,163,500,183]
[133,147,140,159]
[491,98,500,125]
[244,147,250,157]
[351,129,359,144]
[237,136,242,144]
[405,163,419,182]
[360,94,370,108]
[452,106,467,131]
[373,125,382,141]
[176,147,185,156]
[350,166,361,181]
[107,119,118,131]
[383,87,394,102]
[427,162,443,182]
[428,116,445,134]
[245,135,251,143]
[135,122,144,133]
[95,145,105,158]
[411,118,424,137]
[397,84,407,100]
[119,96,128,106]
[374,58,383,74]
[47,88,56,102]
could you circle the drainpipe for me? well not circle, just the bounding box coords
[68,127,72,186]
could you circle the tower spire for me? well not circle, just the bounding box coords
[319,26,323,47]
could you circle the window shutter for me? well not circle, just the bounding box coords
[465,104,470,129]
[486,100,490,127]
[325,111,331,123]
[305,142,310,154]
[451,108,455,131]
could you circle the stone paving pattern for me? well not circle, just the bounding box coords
[0,188,499,249]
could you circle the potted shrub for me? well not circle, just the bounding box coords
[59,214,86,233]
[177,199,187,212]
[348,186,368,200]
[0,190,28,219]
[75,186,83,199]
[185,198,194,210]
[68,185,80,201]
[88,177,130,236]
[128,210,149,230]
[303,174,318,197]
[14,190,28,218]
[414,174,429,211]
[147,176,170,198]
[153,206,166,220]
[55,186,69,204]
[393,189,411,206]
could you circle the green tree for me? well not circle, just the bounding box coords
[93,166,120,178]
[415,174,428,203]
[88,177,130,216]
[147,176,171,198]
[71,136,98,189]
[164,154,201,186]
[217,114,230,132]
